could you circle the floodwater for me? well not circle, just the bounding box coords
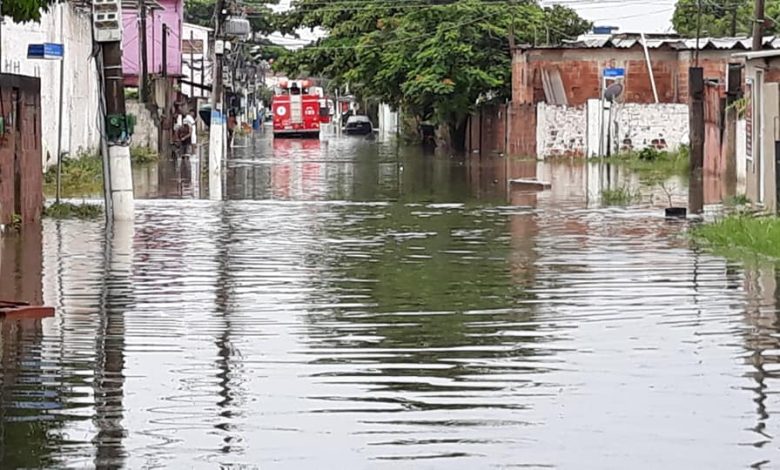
[1,132,778,468]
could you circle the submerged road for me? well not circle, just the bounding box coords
[0,133,775,468]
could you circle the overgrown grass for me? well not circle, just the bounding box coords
[601,186,641,206]
[595,146,690,182]
[44,152,103,197]
[43,202,102,219]
[131,146,158,164]
[724,194,751,207]
[693,214,780,260]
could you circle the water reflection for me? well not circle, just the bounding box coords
[135,156,201,200]
[0,224,56,468]
[3,135,780,467]
[93,222,132,467]
[743,262,780,455]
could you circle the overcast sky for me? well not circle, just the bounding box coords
[265,0,679,48]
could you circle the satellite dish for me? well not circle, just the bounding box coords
[604,82,624,102]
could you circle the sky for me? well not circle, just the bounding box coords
[264,0,679,48]
[544,0,677,33]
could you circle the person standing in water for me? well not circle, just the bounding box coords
[183,109,197,157]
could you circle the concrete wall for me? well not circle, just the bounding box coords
[126,100,158,150]
[513,47,732,106]
[536,103,586,157]
[122,0,184,85]
[535,101,689,158]
[1,4,101,168]
[613,103,689,152]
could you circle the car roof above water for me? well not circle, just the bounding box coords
[346,115,371,124]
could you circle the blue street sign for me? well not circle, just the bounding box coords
[603,68,625,78]
[27,43,64,60]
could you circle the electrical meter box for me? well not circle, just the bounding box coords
[93,0,122,43]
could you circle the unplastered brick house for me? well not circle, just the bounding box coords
[483,33,780,158]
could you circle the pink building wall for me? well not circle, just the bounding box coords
[122,0,183,85]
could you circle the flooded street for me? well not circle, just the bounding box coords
[2,133,779,468]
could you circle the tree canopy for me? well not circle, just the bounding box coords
[4,0,56,23]
[184,0,278,36]
[672,0,780,37]
[275,0,590,148]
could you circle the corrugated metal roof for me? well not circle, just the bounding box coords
[550,34,780,51]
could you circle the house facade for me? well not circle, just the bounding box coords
[0,3,101,168]
[736,50,780,213]
[513,35,780,106]
[121,0,184,86]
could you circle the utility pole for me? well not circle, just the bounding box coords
[190,30,195,98]
[695,0,702,66]
[0,0,4,72]
[93,0,134,221]
[138,0,149,102]
[208,0,227,201]
[688,67,704,215]
[753,0,765,51]
[162,23,168,77]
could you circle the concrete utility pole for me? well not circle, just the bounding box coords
[208,0,227,201]
[93,0,134,221]
[101,42,135,221]
[753,0,765,51]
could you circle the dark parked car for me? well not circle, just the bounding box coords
[344,115,373,135]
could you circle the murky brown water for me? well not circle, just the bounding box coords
[1,132,778,468]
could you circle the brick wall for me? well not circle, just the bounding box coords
[508,103,536,157]
[466,104,509,155]
[513,47,732,106]
[468,101,690,159]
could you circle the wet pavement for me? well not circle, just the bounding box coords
[1,132,778,468]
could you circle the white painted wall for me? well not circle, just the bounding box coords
[536,103,587,157]
[612,103,689,153]
[736,118,747,193]
[181,23,211,99]
[1,4,101,168]
[377,103,397,136]
[537,102,690,158]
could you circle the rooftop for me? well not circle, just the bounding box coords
[517,33,780,51]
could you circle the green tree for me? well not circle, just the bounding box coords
[276,0,590,149]
[184,0,278,35]
[672,0,779,37]
[4,0,55,23]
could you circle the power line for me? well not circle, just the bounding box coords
[280,8,504,50]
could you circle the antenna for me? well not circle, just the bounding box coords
[604,82,624,102]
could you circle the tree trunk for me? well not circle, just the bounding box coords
[449,117,468,152]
